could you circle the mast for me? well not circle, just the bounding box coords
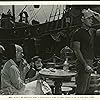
[12,5,15,22]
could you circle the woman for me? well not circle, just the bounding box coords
[25,56,52,95]
[25,56,43,82]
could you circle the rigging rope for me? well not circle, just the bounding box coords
[32,5,39,22]
[42,6,48,22]
[29,6,41,23]
[31,6,37,20]
[28,5,38,22]
[27,6,33,18]
[15,5,27,20]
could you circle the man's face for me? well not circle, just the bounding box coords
[83,16,93,27]
[16,50,24,62]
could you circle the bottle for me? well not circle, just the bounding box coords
[63,58,69,71]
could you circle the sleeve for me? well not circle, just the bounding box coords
[72,29,82,42]
[19,59,30,80]
[9,65,25,90]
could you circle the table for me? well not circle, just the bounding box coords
[39,69,76,95]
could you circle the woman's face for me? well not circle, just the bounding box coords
[16,50,24,62]
[34,58,43,70]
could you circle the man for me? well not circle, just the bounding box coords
[72,9,95,95]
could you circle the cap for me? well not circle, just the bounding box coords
[82,9,94,19]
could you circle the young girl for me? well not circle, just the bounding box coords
[25,56,43,82]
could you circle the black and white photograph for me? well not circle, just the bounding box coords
[0,4,100,96]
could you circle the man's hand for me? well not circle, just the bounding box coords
[85,65,94,73]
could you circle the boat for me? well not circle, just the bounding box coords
[0,5,100,62]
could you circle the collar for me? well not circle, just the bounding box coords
[9,59,18,67]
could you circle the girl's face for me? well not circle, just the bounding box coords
[35,58,43,70]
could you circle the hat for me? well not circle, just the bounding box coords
[15,44,23,53]
[82,9,94,18]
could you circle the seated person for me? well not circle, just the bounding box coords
[25,56,43,82]
[1,44,52,95]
